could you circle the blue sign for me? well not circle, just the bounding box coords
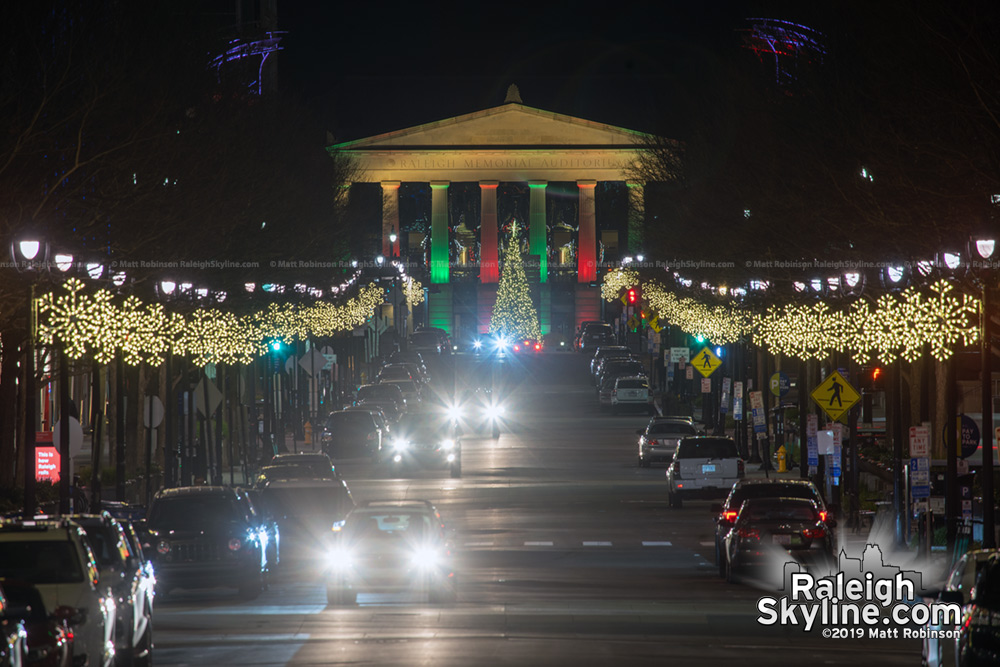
[912,485,930,499]
[769,372,790,398]
[943,415,981,459]
[807,435,818,466]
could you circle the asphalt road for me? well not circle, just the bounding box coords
[155,353,922,666]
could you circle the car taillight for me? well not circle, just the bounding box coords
[802,527,826,540]
[723,511,738,522]
[818,511,828,522]
[648,439,658,446]
[228,538,242,551]
[534,343,541,351]
[513,345,520,352]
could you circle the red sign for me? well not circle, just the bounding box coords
[35,446,60,483]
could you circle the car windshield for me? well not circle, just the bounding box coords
[385,380,417,394]
[260,464,332,481]
[380,367,412,380]
[730,484,819,508]
[740,500,818,522]
[81,526,124,567]
[148,495,242,528]
[617,379,647,389]
[677,439,738,459]
[649,422,696,436]
[0,540,85,584]
[358,385,402,401]
[327,412,374,430]
[397,413,450,438]
[261,485,353,519]
[346,512,433,542]
[410,332,439,346]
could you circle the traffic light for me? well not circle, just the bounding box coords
[859,365,884,391]
[627,288,638,304]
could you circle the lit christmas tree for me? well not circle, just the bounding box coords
[489,222,541,342]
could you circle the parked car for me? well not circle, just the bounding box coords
[666,437,744,508]
[322,410,385,461]
[722,497,834,583]
[1,579,67,667]
[256,478,355,572]
[637,417,698,467]
[590,345,630,376]
[0,518,116,667]
[268,452,338,479]
[710,479,828,576]
[140,486,274,599]
[611,375,654,415]
[323,500,456,605]
[596,358,644,389]
[70,513,154,666]
[387,410,462,478]
[951,553,1000,666]
[0,582,28,667]
[598,368,646,410]
[922,548,999,667]
[376,364,415,384]
[579,324,615,354]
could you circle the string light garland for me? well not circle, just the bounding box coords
[405,277,424,308]
[603,271,980,362]
[36,277,385,366]
[489,223,541,342]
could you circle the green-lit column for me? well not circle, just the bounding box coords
[528,181,547,282]
[626,180,645,255]
[430,181,450,283]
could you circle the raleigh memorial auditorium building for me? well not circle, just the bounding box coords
[332,88,653,339]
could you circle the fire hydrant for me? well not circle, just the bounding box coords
[776,445,788,473]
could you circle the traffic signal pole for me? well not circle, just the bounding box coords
[981,285,995,548]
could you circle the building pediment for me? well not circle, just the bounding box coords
[333,103,652,151]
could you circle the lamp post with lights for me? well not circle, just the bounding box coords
[11,238,45,515]
[975,235,997,548]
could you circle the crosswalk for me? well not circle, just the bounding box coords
[461,539,674,549]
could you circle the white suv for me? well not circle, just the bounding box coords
[0,518,117,667]
[666,437,745,508]
[611,376,654,415]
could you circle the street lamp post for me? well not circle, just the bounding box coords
[975,235,996,548]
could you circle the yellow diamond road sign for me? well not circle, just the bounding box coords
[648,315,661,332]
[693,347,722,377]
[811,370,861,422]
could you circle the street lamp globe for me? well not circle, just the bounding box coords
[54,253,74,272]
[244,282,255,293]
[159,280,176,295]
[376,255,385,266]
[86,262,104,279]
[18,240,41,260]
[943,252,962,270]
[389,233,397,244]
[976,239,996,260]
[112,271,127,287]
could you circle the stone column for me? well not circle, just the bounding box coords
[430,181,450,284]
[577,180,597,283]
[479,181,499,283]
[380,181,401,258]
[528,181,548,283]
[626,180,645,255]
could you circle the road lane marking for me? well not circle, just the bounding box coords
[699,541,715,546]
[582,541,612,546]
[464,541,494,547]
[642,541,672,546]
[524,541,554,546]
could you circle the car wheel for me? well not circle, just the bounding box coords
[326,586,355,606]
[238,572,263,601]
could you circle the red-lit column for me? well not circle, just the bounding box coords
[577,180,597,282]
[381,181,401,258]
[479,181,499,283]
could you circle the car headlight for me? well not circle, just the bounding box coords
[327,547,354,570]
[410,547,440,569]
[484,405,505,420]
[331,520,345,533]
[447,406,462,422]
[473,340,483,350]
[393,439,410,451]
[441,439,455,450]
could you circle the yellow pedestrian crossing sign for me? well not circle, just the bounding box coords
[811,370,860,422]
[627,315,639,330]
[693,347,721,377]
[648,315,662,332]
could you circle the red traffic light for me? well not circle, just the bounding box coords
[872,367,882,381]
[627,288,638,304]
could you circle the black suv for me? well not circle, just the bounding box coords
[141,486,275,599]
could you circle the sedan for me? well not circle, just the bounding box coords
[637,418,698,467]
[723,497,834,584]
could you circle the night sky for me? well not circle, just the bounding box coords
[277,1,824,143]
